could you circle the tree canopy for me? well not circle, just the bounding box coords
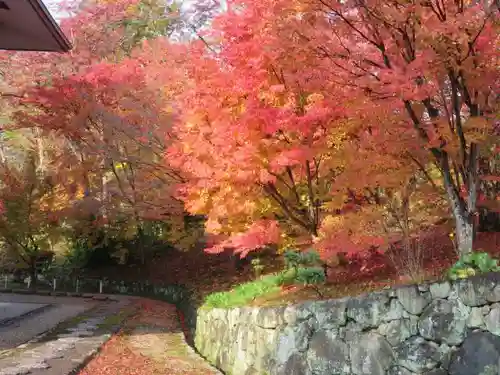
[0,0,498,275]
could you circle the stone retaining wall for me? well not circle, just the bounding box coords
[193,272,500,375]
[103,280,188,304]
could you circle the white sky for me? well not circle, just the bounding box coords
[43,0,71,22]
[42,0,213,21]
[43,0,227,41]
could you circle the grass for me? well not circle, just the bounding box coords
[201,273,283,309]
[199,262,449,309]
[200,273,401,309]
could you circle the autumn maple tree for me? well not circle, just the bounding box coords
[166,36,354,257]
[167,0,499,259]
[292,0,499,255]
[0,151,63,286]
[0,0,206,270]
[0,0,497,280]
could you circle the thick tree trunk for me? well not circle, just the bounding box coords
[441,144,479,256]
[454,211,475,256]
[443,170,474,256]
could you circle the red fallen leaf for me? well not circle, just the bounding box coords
[78,333,156,375]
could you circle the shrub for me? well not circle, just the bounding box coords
[448,251,500,280]
[295,267,326,285]
[284,248,321,269]
[202,250,327,309]
[282,249,325,291]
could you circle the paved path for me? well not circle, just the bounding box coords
[0,293,134,375]
[78,299,222,375]
[0,294,220,375]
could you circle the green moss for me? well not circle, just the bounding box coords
[97,307,136,329]
[67,313,91,325]
[36,311,93,342]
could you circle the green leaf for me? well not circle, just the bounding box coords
[462,253,474,264]
[471,252,490,272]
[295,267,326,285]
[447,251,500,281]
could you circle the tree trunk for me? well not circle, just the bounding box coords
[137,224,145,265]
[29,259,37,289]
[441,144,479,256]
[454,213,475,256]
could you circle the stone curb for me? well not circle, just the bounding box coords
[62,303,142,375]
[0,289,114,302]
[65,317,128,375]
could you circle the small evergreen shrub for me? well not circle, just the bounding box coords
[295,267,326,286]
[281,249,326,292]
[284,248,321,269]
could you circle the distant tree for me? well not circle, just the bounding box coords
[0,153,64,287]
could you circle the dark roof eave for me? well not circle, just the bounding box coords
[28,0,72,52]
